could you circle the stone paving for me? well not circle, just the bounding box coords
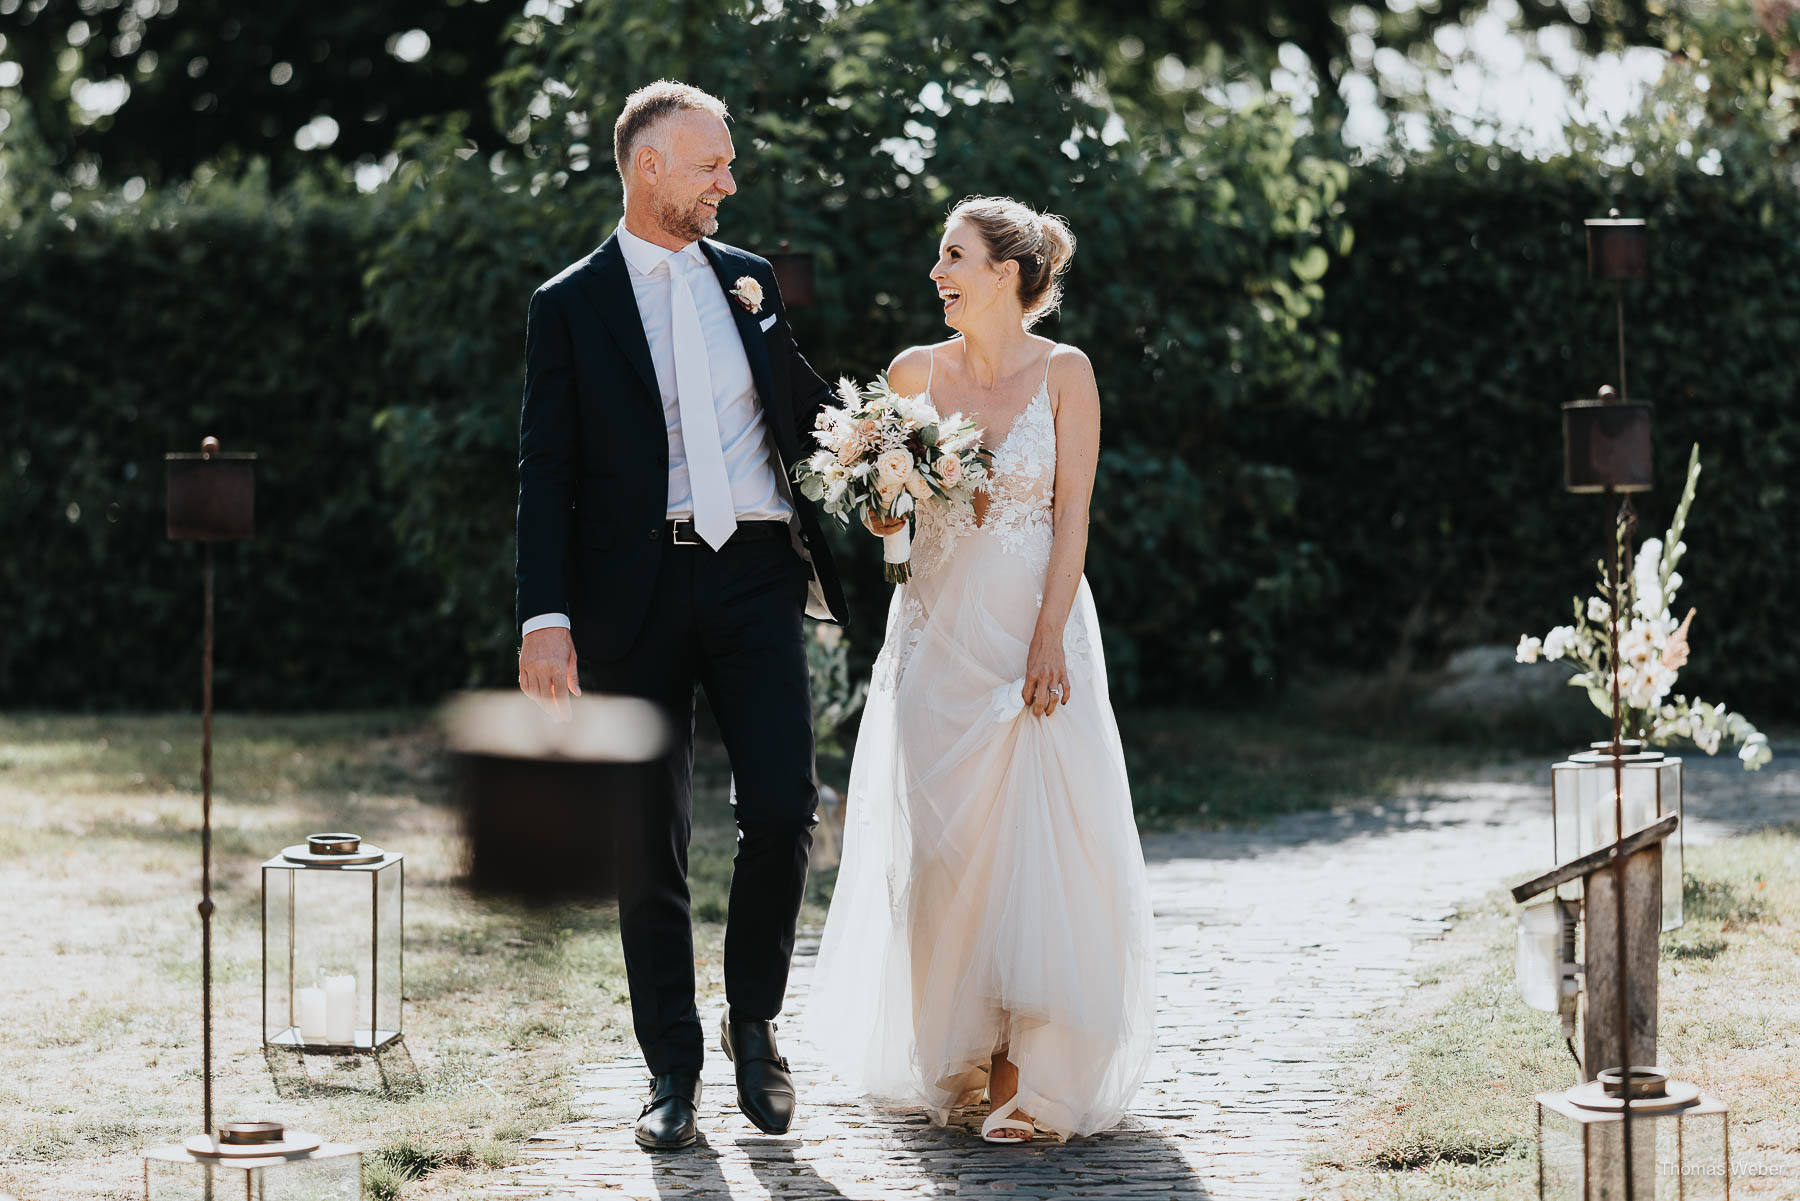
[485,753,1797,1200]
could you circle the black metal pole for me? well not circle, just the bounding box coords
[200,542,216,1137]
[1616,280,1629,404]
[1605,489,1635,1201]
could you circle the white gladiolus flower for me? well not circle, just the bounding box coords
[1618,622,1658,669]
[1543,626,1576,661]
[1695,726,1723,755]
[1516,635,1542,664]
[1587,596,1613,624]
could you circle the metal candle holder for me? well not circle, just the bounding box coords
[1513,217,1730,1200]
[768,239,815,309]
[145,437,363,1197]
[261,831,413,1095]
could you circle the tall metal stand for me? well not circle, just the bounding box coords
[1604,487,1634,1201]
[200,542,216,1136]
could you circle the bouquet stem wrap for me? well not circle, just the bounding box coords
[882,526,912,584]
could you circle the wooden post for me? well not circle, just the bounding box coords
[1582,842,1661,1079]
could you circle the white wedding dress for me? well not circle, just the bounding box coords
[808,347,1155,1139]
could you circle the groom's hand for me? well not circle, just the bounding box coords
[519,626,581,721]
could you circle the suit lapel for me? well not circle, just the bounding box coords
[701,241,786,445]
[578,236,662,418]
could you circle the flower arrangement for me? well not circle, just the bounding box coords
[1516,445,1772,770]
[793,375,989,582]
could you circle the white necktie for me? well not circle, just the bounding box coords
[668,255,735,549]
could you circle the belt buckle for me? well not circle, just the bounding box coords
[669,521,703,547]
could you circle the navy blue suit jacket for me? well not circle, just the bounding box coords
[514,234,848,663]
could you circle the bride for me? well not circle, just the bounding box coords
[808,196,1155,1143]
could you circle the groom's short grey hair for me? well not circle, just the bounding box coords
[613,80,730,191]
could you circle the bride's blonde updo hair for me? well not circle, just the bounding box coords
[947,196,1076,329]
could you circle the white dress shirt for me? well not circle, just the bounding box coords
[521,221,794,637]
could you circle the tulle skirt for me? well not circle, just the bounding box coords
[807,527,1155,1138]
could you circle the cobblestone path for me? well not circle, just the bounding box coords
[486,755,1793,1200]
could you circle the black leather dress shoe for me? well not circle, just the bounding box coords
[720,1013,796,1134]
[634,1073,701,1150]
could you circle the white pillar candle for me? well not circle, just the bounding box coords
[296,986,328,1044]
[324,974,357,1045]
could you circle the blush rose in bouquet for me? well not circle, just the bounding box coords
[794,375,989,582]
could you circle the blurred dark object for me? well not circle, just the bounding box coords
[165,437,256,541]
[1585,215,1649,281]
[444,692,672,903]
[1563,390,1654,494]
[769,242,815,309]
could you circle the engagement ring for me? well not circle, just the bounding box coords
[1048,686,1063,696]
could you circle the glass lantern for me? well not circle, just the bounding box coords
[1516,897,1578,1014]
[1551,744,1684,930]
[1537,1073,1728,1200]
[144,1121,360,1199]
[262,834,403,1062]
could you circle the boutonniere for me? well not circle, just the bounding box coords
[731,275,765,314]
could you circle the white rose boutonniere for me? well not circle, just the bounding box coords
[731,275,764,314]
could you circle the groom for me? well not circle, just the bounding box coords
[514,79,848,1150]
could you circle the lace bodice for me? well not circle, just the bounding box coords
[911,380,1058,580]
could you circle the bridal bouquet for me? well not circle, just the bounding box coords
[794,375,989,583]
[1516,445,1772,770]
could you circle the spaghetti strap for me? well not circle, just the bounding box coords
[1039,345,1055,394]
[925,344,936,393]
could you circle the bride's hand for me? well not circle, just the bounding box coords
[1022,629,1072,717]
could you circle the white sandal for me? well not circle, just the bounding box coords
[980,1095,1036,1144]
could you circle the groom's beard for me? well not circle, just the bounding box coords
[656,195,719,243]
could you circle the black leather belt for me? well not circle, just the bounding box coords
[666,518,791,547]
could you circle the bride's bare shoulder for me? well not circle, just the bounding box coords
[1043,343,1097,415]
[886,342,949,397]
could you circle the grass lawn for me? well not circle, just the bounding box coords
[1315,825,1800,1199]
[0,703,1517,1199]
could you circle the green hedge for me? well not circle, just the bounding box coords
[6,136,1796,718]
[0,177,465,710]
[1299,148,1800,718]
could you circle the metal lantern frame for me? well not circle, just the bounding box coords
[1551,745,1684,931]
[261,833,406,1074]
[144,1124,362,1201]
[1537,1076,1730,1201]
